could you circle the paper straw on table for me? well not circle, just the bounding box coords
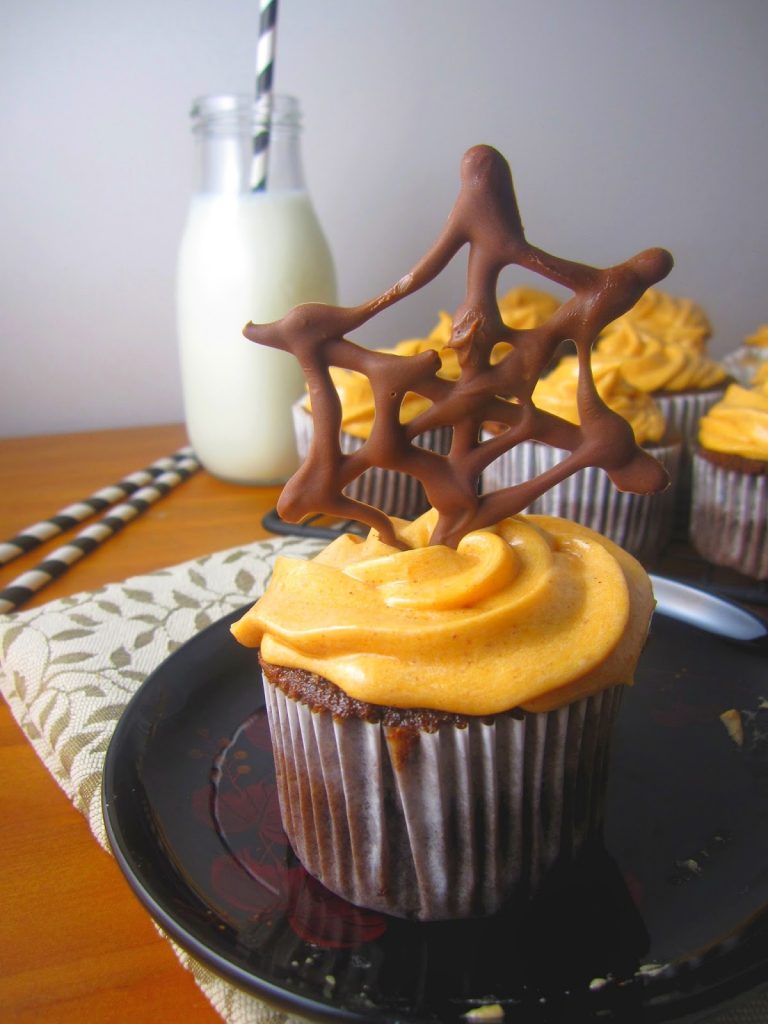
[0,456,200,615]
[250,0,279,191]
[0,446,195,567]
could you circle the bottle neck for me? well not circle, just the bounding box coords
[190,94,306,195]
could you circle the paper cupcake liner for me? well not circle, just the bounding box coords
[292,400,451,519]
[690,453,768,580]
[480,436,682,564]
[263,677,623,920]
[653,388,725,448]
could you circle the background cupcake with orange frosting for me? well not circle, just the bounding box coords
[292,287,560,518]
[594,317,728,446]
[612,286,712,352]
[690,374,768,579]
[482,357,682,564]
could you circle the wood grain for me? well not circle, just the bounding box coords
[0,424,283,1023]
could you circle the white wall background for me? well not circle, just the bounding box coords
[2,0,767,438]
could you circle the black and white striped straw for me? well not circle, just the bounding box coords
[0,446,195,567]
[0,455,200,615]
[250,0,279,192]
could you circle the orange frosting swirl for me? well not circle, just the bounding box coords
[231,511,654,714]
[698,378,768,461]
[534,356,666,445]
[618,287,711,351]
[596,320,726,393]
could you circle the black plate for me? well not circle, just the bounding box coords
[103,585,768,1023]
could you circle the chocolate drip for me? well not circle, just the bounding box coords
[244,145,673,548]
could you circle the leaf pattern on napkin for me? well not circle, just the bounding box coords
[0,533,323,842]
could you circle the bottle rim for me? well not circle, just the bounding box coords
[190,94,301,133]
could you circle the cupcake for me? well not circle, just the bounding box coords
[482,358,682,563]
[231,509,655,920]
[292,287,560,519]
[594,319,728,446]
[722,323,768,386]
[238,142,672,923]
[690,377,768,579]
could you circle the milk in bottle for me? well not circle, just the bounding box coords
[176,95,337,483]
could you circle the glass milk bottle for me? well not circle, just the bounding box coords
[177,94,337,483]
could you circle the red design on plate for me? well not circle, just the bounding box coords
[215,780,287,842]
[210,852,300,917]
[287,870,387,949]
[209,711,389,948]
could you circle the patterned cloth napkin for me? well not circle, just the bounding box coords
[0,534,325,1024]
[1,535,767,1024]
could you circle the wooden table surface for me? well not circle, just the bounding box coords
[0,423,283,1024]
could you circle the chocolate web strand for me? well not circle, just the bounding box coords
[244,145,674,548]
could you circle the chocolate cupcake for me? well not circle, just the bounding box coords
[232,512,654,920]
[690,378,768,579]
[482,359,682,564]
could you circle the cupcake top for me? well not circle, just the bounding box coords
[595,320,727,394]
[698,377,768,461]
[306,287,560,440]
[232,510,654,714]
[533,356,667,445]
[722,325,768,386]
[746,324,768,349]
[616,287,711,351]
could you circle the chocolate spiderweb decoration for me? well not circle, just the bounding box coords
[245,145,673,548]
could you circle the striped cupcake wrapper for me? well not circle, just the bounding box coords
[653,388,724,448]
[650,390,724,530]
[263,678,623,921]
[481,436,682,564]
[690,453,768,580]
[292,400,452,520]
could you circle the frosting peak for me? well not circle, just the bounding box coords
[619,287,711,351]
[596,322,726,393]
[746,325,768,349]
